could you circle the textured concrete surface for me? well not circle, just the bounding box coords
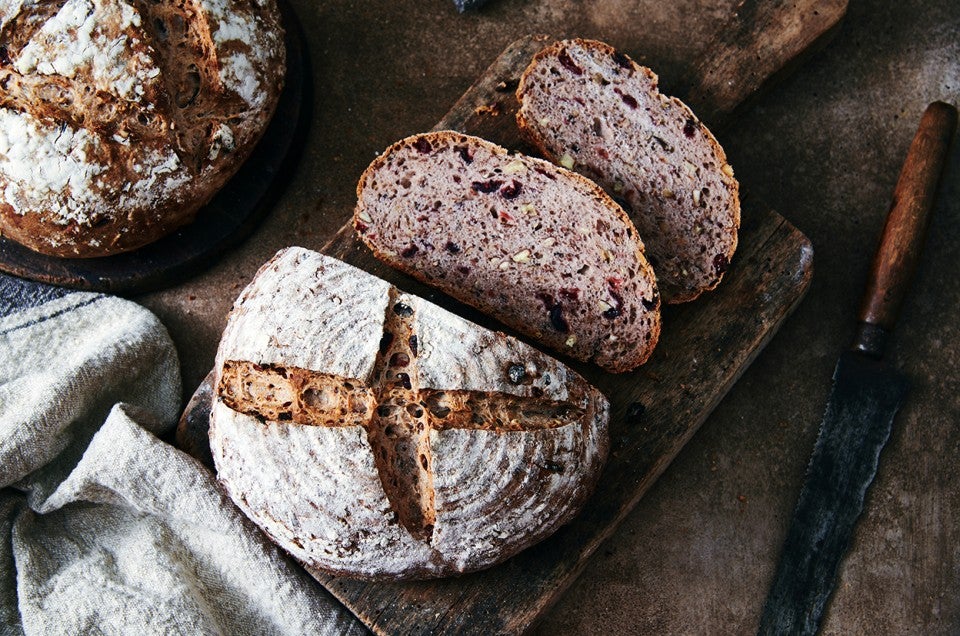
[139,1,960,633]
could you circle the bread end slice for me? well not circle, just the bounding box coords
[516,38,740,303]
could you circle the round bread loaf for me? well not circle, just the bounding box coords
[210,247,610,580]
[516,38,740,303]
[354,130,661,374]
[0,0,285,257]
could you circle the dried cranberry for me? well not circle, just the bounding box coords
[683,118,697,138]
[471,179,503,193]
[499,210,515,223]
[390,352,410,368]
[559,288,580,301]
[445,241,461,253]
[457,146,474,164]
[396,372,412,390]
[500,180,522,199]
[614,88,638,109]
[379,332,394,355]
[534,166,557,180]
[355,221,368,233]
[713,253,729,276]
[413,138,432,154]
[557,48,583,75]
[612,50,632,69]
[408,335,418,357]
[401,245,419,258]
[393,302,414,317]
[625,402,646,424]
[549,305,570,333]
[507,364,526,385]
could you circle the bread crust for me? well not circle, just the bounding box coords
[354,130,661,373]
[0,0,285,257]
[516,38,740,303]
[210,247,610,580]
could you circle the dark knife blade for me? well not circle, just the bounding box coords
[758,101,957,636]
[758,351,906,635]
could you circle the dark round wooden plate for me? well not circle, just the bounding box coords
[0,0,310,294]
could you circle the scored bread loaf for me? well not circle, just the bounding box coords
[210,247,610,580]
[516,38,740,303]
[0,0,285,257]
[354,130,661,374]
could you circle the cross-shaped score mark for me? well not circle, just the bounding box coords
[218,293,585,541]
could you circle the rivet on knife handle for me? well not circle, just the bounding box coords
[854,101,958,358]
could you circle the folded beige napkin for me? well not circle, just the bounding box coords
[0,274,366,635]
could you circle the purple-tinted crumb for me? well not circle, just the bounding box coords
[471,179,503,193]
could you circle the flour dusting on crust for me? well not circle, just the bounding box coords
[0,0,285,256]
[209,248,610,580]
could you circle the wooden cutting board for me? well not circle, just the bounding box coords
[178,1,846,633]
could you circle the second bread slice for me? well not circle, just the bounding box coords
[516,39,740,303]
[355,131,660,373]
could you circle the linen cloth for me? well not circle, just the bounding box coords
[0,273,367,635]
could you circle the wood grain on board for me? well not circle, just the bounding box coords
[179,0,848,632]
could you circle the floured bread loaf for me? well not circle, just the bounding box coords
[516,38,740,303]
[355,130,661,373]
[210,247,610,580]
[0,0,284,257]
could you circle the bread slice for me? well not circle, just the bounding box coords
[210,247,609,580]
[516,38,740,303]
[354,130,661,373]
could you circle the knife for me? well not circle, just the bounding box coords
[757,100,957,636]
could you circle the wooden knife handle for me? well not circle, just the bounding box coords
[855,101,957,355]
